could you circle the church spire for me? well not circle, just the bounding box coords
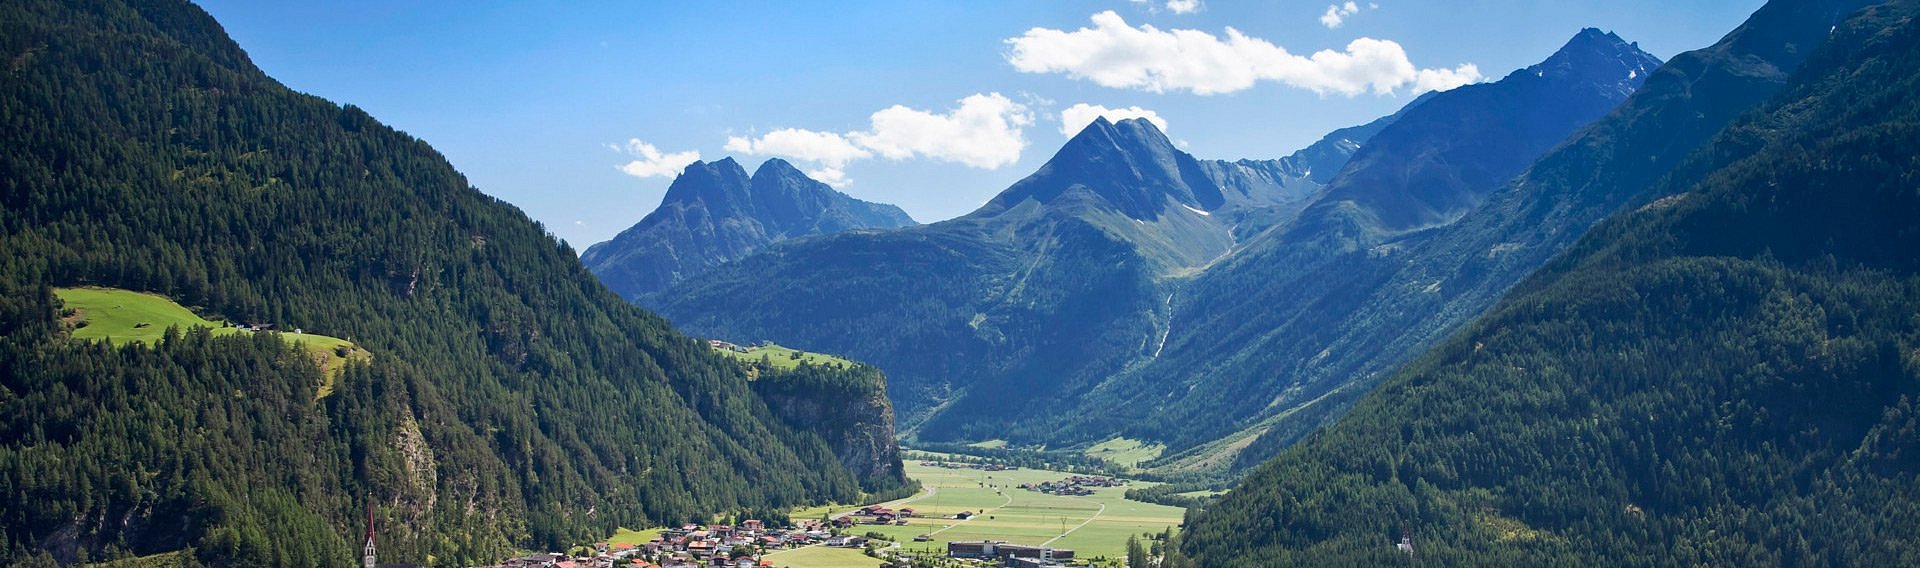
[363,502,377,568]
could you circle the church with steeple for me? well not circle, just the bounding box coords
[363,504,422,568]
[363,504,378,568]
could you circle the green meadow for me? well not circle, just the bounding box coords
[1083,437,1166,469]
[852,460,1185,562]
[55,287,369,394]
[761,545,883,568]
[713,341,857,370]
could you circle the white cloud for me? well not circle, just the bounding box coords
[1413,64,1482,93]
[1059,103,1168,136]
[1320,2,1361,28]
[1165,0,1201,14]
[1006,10,1480,96]
[805,166,851,187]
[724,128,870,168]
[612,139,701,179]
[848,93,1033,169]
[721,93,1035,186]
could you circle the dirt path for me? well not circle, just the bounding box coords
[1041,495,1107,547]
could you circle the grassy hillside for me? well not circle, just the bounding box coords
[1176,1,1920,564]
[714,341,857,371]
[56,287,369,389]
[57,287,240,345]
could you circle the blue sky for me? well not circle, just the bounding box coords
[196,1,1764,249]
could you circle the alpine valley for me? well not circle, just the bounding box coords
[6,0,1919,566]
[642,27,1670,473]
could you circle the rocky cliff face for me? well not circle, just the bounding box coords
[748,364,907,492]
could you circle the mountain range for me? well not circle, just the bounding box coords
[582,157,915,300]
[644,27,1666,473]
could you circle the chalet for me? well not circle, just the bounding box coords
[825,535,867,548]
[686,540,715,557]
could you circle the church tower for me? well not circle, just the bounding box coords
[363,503,377,568]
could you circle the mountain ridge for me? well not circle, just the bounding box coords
[655,28,1663,457]
[1054,6,1855,472]
[1177,1,1919,562]
[904,27,1665,450]
[582,157,914,300]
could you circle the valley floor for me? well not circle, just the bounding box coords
[815,458,1184,564]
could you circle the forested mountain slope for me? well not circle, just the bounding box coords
[0,1,903,565]
[1041,0,1870,473]
[1178,0,1920,564]
[582,157,914,301]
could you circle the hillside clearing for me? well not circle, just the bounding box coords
[1083,437,1166,469]
[55,287,369,395]
[712,340,857,370]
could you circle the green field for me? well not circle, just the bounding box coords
[55,287,369,392]
[59,286,242,345]
[607,526,664,548]
[713,341,856,370]
[848,460,1184,562]
[761,545,884,568]
[1083,437,1166,469]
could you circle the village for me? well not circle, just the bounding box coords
[434,457,1177,568]
[1015,476,1126,497]
[455,511,1082,568]
[468,518,884,568]
[918,460,1017,472]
